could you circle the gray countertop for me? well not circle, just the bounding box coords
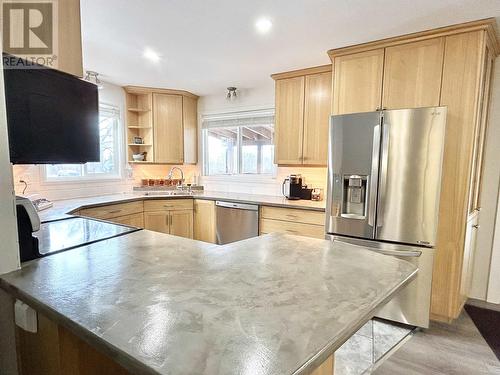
[39,191,326,222]
[0,231,416,375]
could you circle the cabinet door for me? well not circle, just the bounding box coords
[112,213,144,228]
[460,213,479,300]
[274,76,305,165]
[183,96,198,164]
[469,46,495,213]
[303,72,332,165]
[170,210,194,239]
[332,49,384,114]
[153,93,184,163]
[194,200,216,243]
[144,212,170,234]
[431,31,484,320]
[382,38,445,109]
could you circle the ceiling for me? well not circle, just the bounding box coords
[81,0,500,96]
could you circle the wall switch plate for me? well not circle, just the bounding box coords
[14,300,37,333]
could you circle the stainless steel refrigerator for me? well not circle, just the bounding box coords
[326,107,447,328]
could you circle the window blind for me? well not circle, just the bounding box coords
[202,109,274,129]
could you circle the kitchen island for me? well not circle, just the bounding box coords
[0,231,416,375]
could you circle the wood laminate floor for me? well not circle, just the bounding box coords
[373,312,500,374]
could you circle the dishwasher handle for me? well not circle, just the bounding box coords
[215,201,259,211]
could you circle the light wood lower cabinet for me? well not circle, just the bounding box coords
[170,210,194,239]
[260,219,325,239]
[143,211,193,238]
[143,211,170,234]
[193,200,216,243]
[79,201,143,221]
[110,213,144,228]
[77,199,326,242]
[259,206,326,239]
[143,199,194,238]
[16,310,131,375]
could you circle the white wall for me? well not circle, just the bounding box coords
[470,59,500,303]
[0,52,20,275]
[198,83,328,196]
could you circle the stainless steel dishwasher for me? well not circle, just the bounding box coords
[215,201,259,245]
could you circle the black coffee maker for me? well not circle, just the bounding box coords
[282,175,303,200]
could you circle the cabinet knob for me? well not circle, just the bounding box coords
[472,224,480,229]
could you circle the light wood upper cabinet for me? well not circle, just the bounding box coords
[332,49,384,114]
[303,72,333,165]
[328,19,499,323]
[183,96,198,165]
[194,200,216,243]
[170,210,194,239]
[432,31,487,320]
[469,45,495,214]
[125,87,198,165]
[274,76,305,165]
[272,66,332,166]
[154,94,184,164]
[382,38,445,109]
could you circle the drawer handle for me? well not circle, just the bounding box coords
[286,229,298,233]
[108,210,122,214]
[163,205,173,208]
[286,214,298,219]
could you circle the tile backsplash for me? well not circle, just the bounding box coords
[12,164,327,200]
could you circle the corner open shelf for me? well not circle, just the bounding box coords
[125,89,154,163]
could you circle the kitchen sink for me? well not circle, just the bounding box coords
[142,190,195,197]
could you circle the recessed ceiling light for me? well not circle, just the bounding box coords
[143,48,161,63]
[255,17,272,34]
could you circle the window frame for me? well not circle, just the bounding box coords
[42,103,123,183]
[202,108,276,177]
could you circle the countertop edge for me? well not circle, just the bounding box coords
[0,263,418,375]
[45,193,325,222]
[0,278,162,375]
[291,268,418,375]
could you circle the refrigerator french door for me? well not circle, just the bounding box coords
[326,107,447,247]
[325,107,447,328]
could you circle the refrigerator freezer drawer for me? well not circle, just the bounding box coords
[330,236,434,328]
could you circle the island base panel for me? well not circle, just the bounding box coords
[16,310,131,375]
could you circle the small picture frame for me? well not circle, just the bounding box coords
[133,136,143,144]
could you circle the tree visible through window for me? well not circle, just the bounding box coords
[45,105,121,180]
[203,111,275,175]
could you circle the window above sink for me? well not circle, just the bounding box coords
[202,109,276,176]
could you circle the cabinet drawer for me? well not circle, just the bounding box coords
[79,201,143,220]
[143,199,193,212]
[260,218,325,239]
[261,206,325,226]
[111,213,144,228]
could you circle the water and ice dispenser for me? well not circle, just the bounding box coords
[342,175,367,219]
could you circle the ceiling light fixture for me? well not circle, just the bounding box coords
[226,87,237,101]
[84,71,103,89]
[143,48,161,63]
[255,17,272,34]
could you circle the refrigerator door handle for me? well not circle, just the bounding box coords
[372,248,422,258]
[377,122,390,228]
[368,124,381,227]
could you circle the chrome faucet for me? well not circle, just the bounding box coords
[167,167,184,185]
